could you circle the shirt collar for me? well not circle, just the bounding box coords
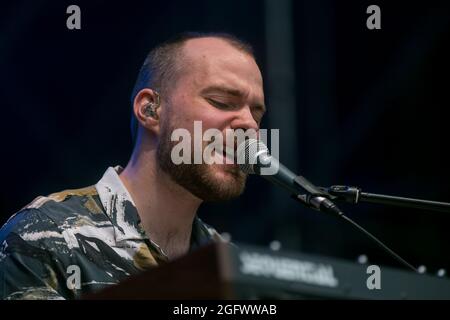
[94,166,216,248]
[95,166,146,243]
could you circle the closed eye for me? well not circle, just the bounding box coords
[206,98,236,110]
[206,97,265,125]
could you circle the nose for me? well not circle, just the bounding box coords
[229,106,259,132]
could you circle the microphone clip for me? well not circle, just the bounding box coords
[292,176,343,217]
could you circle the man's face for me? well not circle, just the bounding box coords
[157,37,266,202]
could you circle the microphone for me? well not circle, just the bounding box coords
[236,139,343,217]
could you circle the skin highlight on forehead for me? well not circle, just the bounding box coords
[175,37,264,106]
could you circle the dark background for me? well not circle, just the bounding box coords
[1,0,449,274]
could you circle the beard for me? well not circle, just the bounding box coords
[157,119,248,202]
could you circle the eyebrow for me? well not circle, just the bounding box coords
[201,85,266,113]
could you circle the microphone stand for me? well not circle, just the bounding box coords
[318,185,450,213]
[289,177,424,273]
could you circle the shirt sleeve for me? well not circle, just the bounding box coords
[0,209,73,300]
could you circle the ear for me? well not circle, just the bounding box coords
[133,88,161,135]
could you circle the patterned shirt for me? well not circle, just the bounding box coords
[0,166,222,300]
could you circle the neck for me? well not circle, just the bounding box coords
[119,140,202,260]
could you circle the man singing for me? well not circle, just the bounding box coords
[0,32,266,299]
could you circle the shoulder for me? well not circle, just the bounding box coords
[0,185,107,253]
[25,185,104,221]
[0,208,61,248]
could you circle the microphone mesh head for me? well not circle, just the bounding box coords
[237,139,269,174]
